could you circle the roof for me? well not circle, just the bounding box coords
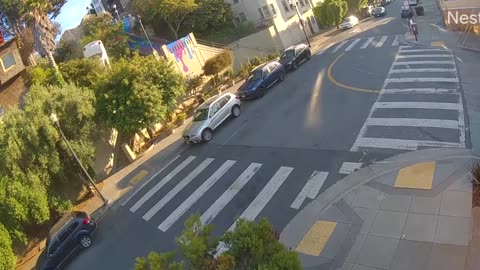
[285,44,306,51]
[0,37,18,51]
[48,211,86,240]
[251,63,268,72]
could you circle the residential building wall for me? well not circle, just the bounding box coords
[438,0,480,32]
[0,38,26,111]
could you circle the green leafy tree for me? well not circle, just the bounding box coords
[314,0,348,28]
[185,0,233,34]
[53,39,75,63]
[134,216,299,270]
[81,13,130,59]
[133,0,198,39]
[0,224,16,270]
[0,83,98,244]
[95,53,186,137]
[59,58,106,88]
[346,0,368,13]
[202,51,233,77]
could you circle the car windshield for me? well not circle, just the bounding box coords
[247,69,263,82]
[281,50,295,59]
[343,18,351,23]
[193,108,209,122]
[375,7,383,12]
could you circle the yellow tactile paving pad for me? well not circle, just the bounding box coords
[296,220,337,256]
[431,41,445,47]
[394,161,436,190]
[129,170,149,185]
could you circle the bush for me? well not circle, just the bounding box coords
[59,58,106,88]
[203,51,233,76]
[186,75,204,92]
[0,224,16,270]
[26,61,57,87]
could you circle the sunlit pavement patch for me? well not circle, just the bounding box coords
[394,161,435,190]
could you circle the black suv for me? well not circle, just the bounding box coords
[38,211,97,270]
[278,43,311,71]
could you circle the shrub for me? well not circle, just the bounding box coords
[59,58,106,88]
[186,75,204,92]
[203,51,233,76]
[0,224,16,270]
[26,61,57,87]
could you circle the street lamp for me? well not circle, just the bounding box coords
[289,0,311,47]
[50,113,109,206]
[137,15,160,60]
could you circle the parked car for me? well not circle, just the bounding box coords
[373,7,387,17]
[182,93,241,143]
[38,211,97,270]
[381,0,392,6]
[236,61,286,99]
[278,43,311,71]
[340,16,359,30]
[408,0,418,5]
[401,5,414,18]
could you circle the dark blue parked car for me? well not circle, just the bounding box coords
[236,61,286,99]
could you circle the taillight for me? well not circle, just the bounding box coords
[83,216,91,224]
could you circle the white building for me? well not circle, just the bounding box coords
[92,0,106,14]
[228,0,320,49]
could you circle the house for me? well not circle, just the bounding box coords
[228,0,320,49]
[0,37,27,115]
[101,0,133,16]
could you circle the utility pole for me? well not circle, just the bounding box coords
[289,0,311,47]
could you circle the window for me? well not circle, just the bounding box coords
[233,0,239,3]
[262,66,272,78]
[299,0,306,7]
[281,0,290,12]
[210,102,221,116]
[1,52,15,71]
[270,4,277,15]
[48,239,60,255]
[262,5,271,17]
[218,97,229,108]
[258,8,265,19]
[239,12,247,22]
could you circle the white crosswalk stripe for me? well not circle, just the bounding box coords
[228,166,293,232]
[329,35,402,53]
[122,155,368,233]
[351,46,466,152]
[142,158,214,221]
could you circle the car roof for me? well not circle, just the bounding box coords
[198,93,232,109]
[48,211,86,240]
[285,44,306,51]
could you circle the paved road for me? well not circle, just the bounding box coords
[65,1,469,269]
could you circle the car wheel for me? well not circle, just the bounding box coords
[79,235,92,248]
[292,62,298,70]
[231,105,241,117]
[306,52,311,60]
[201,128,213,142]
[279,72,285,81]
[256,88,265,98]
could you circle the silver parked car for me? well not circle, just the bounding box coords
[183,93,241,143]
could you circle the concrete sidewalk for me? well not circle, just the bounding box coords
[281,148,479,270]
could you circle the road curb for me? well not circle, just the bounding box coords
[458,45,480,54]
[280,148,476,249]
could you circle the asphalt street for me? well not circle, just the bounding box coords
[65,1,470,269]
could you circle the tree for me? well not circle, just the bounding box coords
[59,58,106,88]
[202,51,233,76]
[95,53,186,137]
[0,83,99,244]
[133,215,300,270]
[0,224,16,270]
[81,13,130,59]
[185,0,233,34]
[133,0,198,40]
[346,0,368,13]
[314,0,348,29]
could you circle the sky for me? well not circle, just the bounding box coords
[54,0,91,35]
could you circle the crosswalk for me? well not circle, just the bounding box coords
[351,46,466,152]
[328,35,401,53]
[121,155,362,233]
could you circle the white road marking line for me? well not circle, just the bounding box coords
[392,35,400,46]
[130,156,196,212]
[385,77,459,83]
[345,38,362,51]
[228,166,293,232]
[339,162,363,175]
[122,155,180,206]
[399,49,448,53]
[332,40,349,53]
[398,46,413,49]
[290,171,328,209]
[200,163,262,224]
[451,58,466,148]
[365,118,458,129]
[389,68,456,73]
[158,160,236,232]
[396,54,453,59]
[375,36,388,48]
[382,88,458,94]
[393,61,455,65]
[373,102,460,110]
[361,37,375,49]
[142,158,214,221]
[456,56,464,63]
[351,137,460,151]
